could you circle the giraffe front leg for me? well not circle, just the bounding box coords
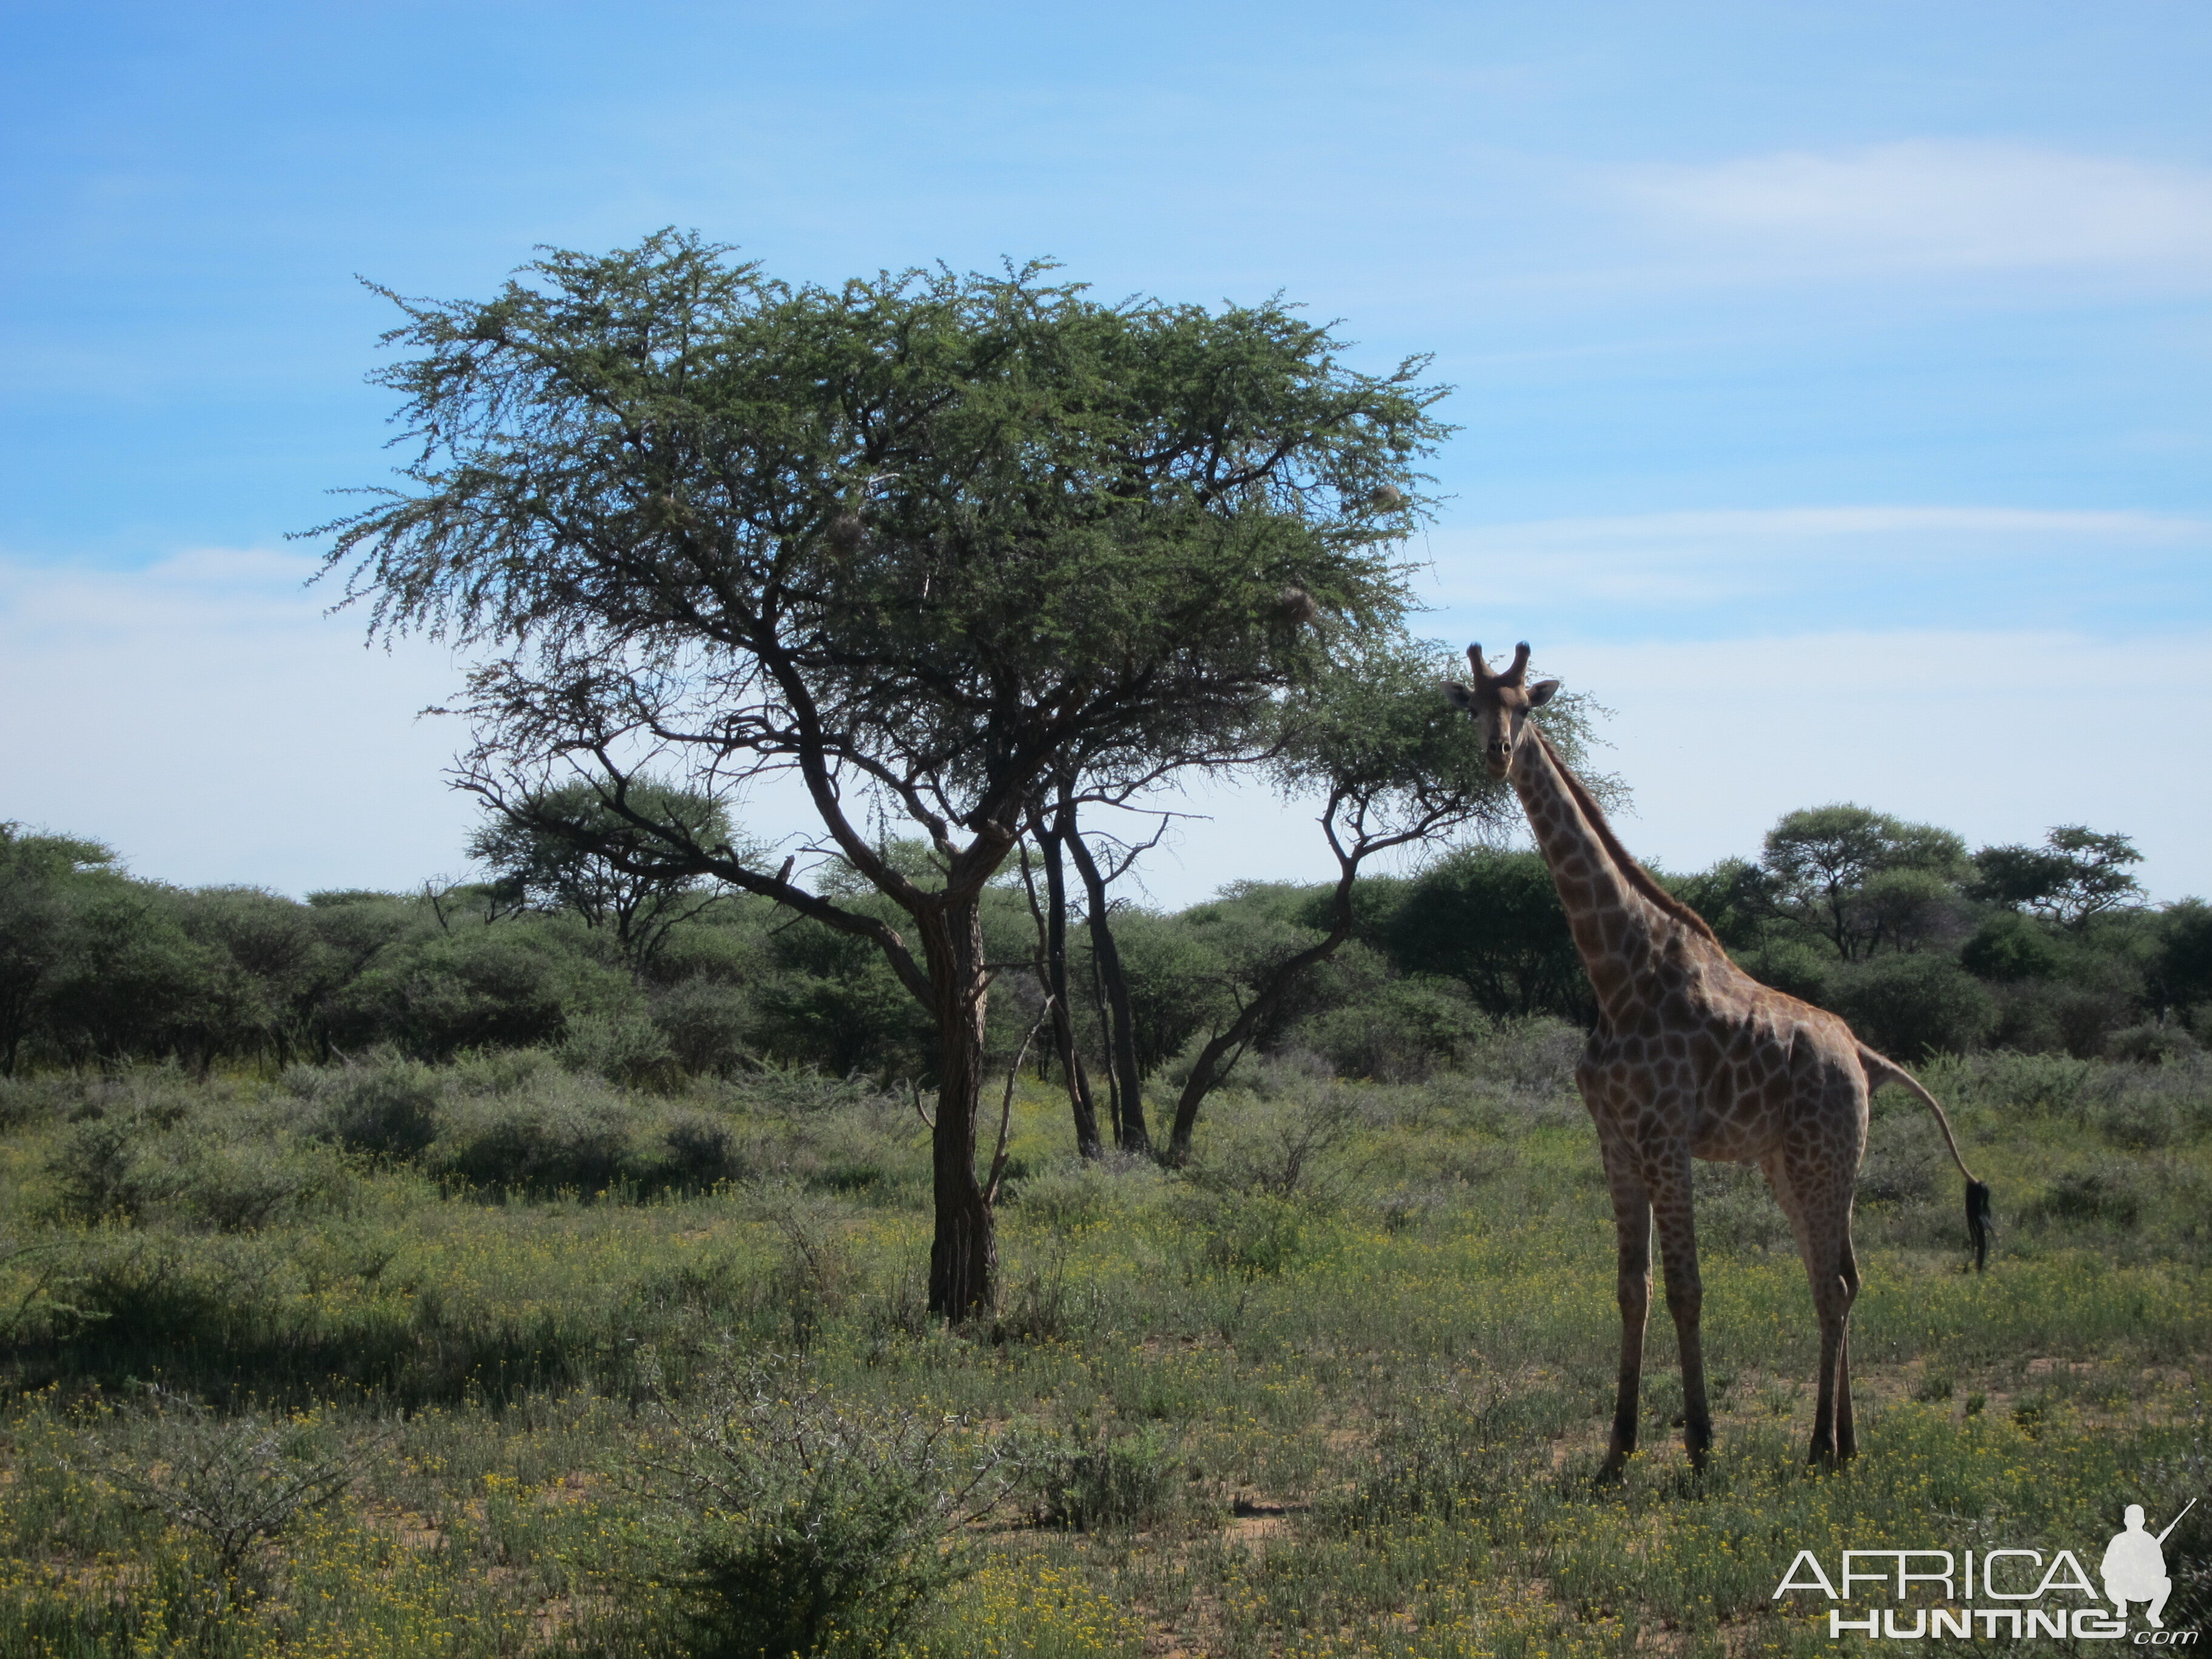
[1649,1151,1712,1470]
[1599,1150,1651,1484]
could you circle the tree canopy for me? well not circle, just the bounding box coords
[314,232,1452,1314]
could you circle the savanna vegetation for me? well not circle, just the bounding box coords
[1,1036,2207,1657]
[2,799,2208,1657]
[5,232,2205,1656]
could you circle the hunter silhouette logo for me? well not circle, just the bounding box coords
[1774,1498,2201,1642]
[2105,1501,2193,1631]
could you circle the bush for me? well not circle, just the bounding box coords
[1301,976,1484,1083]
[430,1073,634,1196]
[1962,913,2065,982]
[559,1007,672,1085]
[2108,1022,2200,1067]
[47,1074,352,1232]
[86,1396,367,1581]
[652,979,755,1076]
[1025,1424,1182,1531]
[295,1050,443,1160]
[655,1111,749,1189]
[2032,1164,2142,1227]
[629,1356,1011,1658]
[47,1114,174,1222]
[1826,953,1997,1059]
[1461,1014,1586,1099]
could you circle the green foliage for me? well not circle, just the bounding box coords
[1383,846,1592,1023]
[1762,803,1968,960]
[1024,1423,1182,1532]
[630,1356,1010,1658]
[1301,974,1487,1082]
[1962,910,2067,981]
[327,914,637,1059]
[1971,825,2145,928]
[1825,951,1999,1061]
[0,826,116,1076]
[1082,908,1229,1079]
[46,1070,355,1232]
[2152,897,2212,1017]
[468,779,738,974]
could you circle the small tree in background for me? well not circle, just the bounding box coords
[468,779,736,977]
[0,827,114,1076]
[1969,825,2145,931]
[1761,805,1968,961]
[313,232,1448,1316]
[1162,641,1601,1159]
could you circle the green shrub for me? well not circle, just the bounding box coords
[1182,1189,1328,1279]
[1024,1424,1182,1532]
[1962,912,2065,982]
[1828,952,1997,1059]
[47,1079,352,1232]
[1301,976,1484,1083]
[655,1111,749,1189]
[295,1050,443,1160]
[2033,1163,2143,1227]
[2108,1022,2200,1066]
[652,979,755,1076]
[629,1357,1010,1658]
[559,1007,673,1085]
[47,1114,174,1222]
[430,1074,634,1195]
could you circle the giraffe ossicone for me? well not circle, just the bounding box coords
[1446,641,1992,1476]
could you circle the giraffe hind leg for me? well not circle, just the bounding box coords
[1771,1150,1860,1468]
[1833,1240,1859,1462]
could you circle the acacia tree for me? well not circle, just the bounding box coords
[1162,640,1595,1159]
[1760,805,1968,961]
[1969,825,2143,930]
[315,232,1447,1317]
[468,779,736,976]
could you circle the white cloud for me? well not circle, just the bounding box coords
[1415,506,2212,618]
[1618,141,2212,282]
[5,552,2207,910]
[1088,626,2212,908]
[1525,629,2212,901]
[0,549,475,894]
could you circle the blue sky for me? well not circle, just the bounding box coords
[3,1,2208,902]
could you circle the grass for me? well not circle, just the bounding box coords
[0,1040,2207,1657]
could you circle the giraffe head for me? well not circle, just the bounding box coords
[1444,642,1561,779]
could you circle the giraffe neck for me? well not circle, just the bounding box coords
[1509,726,1672,1021]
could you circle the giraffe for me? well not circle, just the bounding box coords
[1444,642,1991,1475]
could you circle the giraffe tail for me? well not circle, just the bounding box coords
[1857,1042,1992,1273]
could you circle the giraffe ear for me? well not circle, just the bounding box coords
[1443,681,1474,711]
[1526,679,1561,707]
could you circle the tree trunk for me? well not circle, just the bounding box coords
[1036,816,1104,1158]
[921,897,997,1319]
[1064,808,1150,1153]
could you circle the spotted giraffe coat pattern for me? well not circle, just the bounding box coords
[1446,642,1989,1474]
